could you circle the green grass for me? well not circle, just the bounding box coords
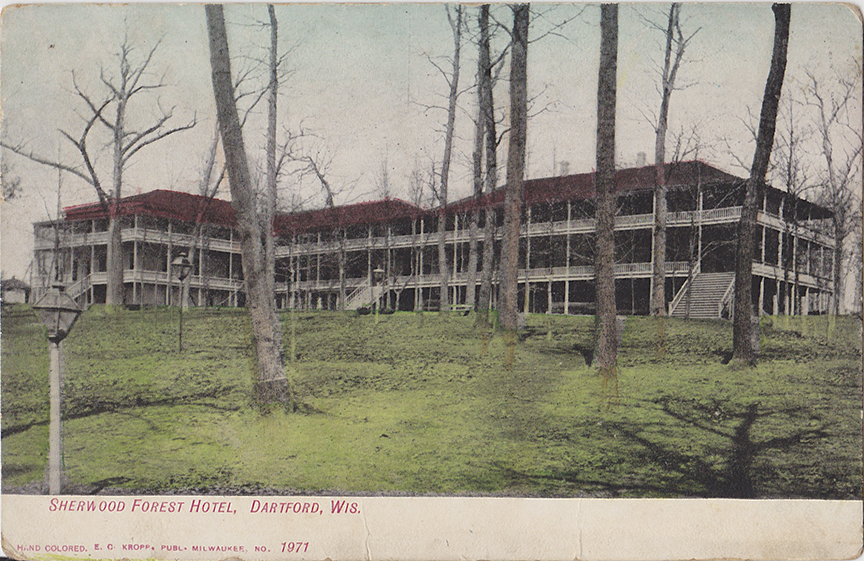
[2,304,861,498]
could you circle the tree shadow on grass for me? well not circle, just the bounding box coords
[1,391,243,439]
[492,398,831,498]
[641,398,829,497]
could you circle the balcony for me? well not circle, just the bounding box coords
[120,269,243,292]
[38,206,832,263]
[122,228,242,254]
[281,261,695,292]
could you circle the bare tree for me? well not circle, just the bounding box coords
[179,123,227,309]
[499,4,530,331]
[408,159,434,209]
[1,161,22,201]
[772,91,811,316]
[466,4,510,325]
[181,52,277,310]
[648,3,699,316]
[408,159,435,312]
[464,8,489,314]
[595,4,618,375]
[733,3,790,364]
[805,64,863,315]
[476,4,505,328]
[853,205,863,316]
[3,36,196,306]
[264,4,280,308]
[429,5,465,312]
[206,4,294,410]
[302,154,337,208]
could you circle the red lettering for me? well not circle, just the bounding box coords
[98,500,125,512]
[45,545,86,553]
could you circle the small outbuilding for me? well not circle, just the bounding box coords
[1,277,31,304]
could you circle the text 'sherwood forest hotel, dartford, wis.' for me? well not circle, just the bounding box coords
[32,160,835,319]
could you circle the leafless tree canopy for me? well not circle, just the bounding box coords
[649,3,700,317]
[3,34,197,305]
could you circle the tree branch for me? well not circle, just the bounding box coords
[122,115,197,163]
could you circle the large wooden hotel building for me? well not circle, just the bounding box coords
[32,161,835,319]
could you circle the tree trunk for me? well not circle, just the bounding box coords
[650,163,668,316]
[183,236,196,309]
[339,229,347,310]
[437,6,463,312]
[206,4,294,410]
[476,4,497,328]
[106,101,126,307]
[595,3,619,373]
[465,22,487,312]
[106,214,124,306]
[649,6,676,316]
[733,3,790,364]
[499,4,529,331]
[264,4,279,307]
[465,211,479,309]
[833,218,843,315]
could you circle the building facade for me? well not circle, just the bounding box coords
[32,161,835,318]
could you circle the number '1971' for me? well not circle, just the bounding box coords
[281,542,309,553]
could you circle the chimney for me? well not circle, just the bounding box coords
[559,161,570,176]
[636,152,647,167]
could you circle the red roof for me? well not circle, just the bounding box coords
[450,160,743,212]
[64,190,237,226]
[62,190,426,235]
[65,162,830,234]
[273,198,425,235]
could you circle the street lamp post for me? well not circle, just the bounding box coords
[171,254,193,352]
[32,283,82,495]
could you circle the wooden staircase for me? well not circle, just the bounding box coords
[65,274,91,304]
[669,272,735,319]
[343,279,374,310]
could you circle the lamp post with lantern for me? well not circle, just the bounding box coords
[32,283,82,494]
[171,254,193,352]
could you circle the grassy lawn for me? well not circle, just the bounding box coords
[2,304,861,498]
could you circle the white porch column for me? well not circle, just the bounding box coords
[758,276,765,316]
[524,206,531,314]
[565,201,571,314]
[167,221,173,306]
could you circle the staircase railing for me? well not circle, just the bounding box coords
[65,274,92,306]
[718,275,736,319]
[344,279,373,310]
[668,273,695,316]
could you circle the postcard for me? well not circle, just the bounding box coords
[2,3,862,560]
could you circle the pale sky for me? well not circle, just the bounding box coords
[1,3,862,280]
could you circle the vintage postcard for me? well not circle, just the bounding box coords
[1,3,862,560]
